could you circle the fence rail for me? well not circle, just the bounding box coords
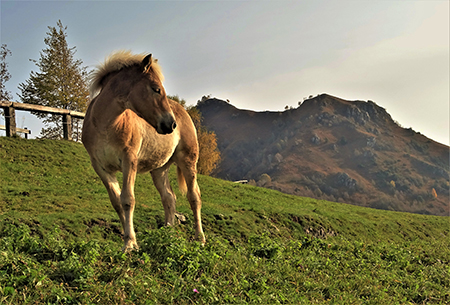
[0,125,31,138]
[0,101,85,140]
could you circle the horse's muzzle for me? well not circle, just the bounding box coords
[157,114,177,135]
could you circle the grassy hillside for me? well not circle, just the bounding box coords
[0,137,449,304]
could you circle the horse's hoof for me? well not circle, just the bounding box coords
[196,234,206,246]
[122,241,139,253]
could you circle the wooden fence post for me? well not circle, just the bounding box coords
[5,106,16,137]
[62,114,72,141]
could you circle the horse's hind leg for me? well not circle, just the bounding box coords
[151,164,177,226]
[177,161,205,244]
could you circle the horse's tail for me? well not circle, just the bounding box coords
[177,166,187,195]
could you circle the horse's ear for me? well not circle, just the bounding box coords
[142,54,152,73]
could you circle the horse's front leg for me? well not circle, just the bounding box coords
[121,157,139,252]
[90,161,125,229]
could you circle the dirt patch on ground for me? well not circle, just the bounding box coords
[290,214,337,238]
[84,218,122,237]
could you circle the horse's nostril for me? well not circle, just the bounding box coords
[157,116,176,135]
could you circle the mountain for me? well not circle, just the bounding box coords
[197,94,449,216]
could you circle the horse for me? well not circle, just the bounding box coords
[82,51,205,251]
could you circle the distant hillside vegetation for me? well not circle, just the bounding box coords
[197,94,449,216]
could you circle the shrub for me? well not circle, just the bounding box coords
[257,173,271,187]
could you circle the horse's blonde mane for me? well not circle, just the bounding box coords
[89,50,164,99]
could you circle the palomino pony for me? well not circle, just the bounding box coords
[82,51,205,251]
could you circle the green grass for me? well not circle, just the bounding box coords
[0,137,449,304]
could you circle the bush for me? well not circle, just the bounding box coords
[257,173,271,187]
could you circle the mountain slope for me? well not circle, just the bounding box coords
[197,94,449,216]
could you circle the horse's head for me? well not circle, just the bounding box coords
[127,54,176,135]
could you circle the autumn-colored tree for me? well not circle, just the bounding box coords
[196,127,221,176]
[168,95,221,175]
[18,20,89,141]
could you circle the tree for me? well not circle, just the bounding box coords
[196,126,221,176]
[0,44,12,101]
[18,20,89,141]
[168,95,221,175]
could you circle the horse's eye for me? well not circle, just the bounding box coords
[152,87,161,94]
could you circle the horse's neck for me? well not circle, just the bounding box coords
[92,93,128,126]
[94,71,137,123]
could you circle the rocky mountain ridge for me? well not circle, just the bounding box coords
[197,94,449,216]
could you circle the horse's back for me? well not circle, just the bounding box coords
[168,100,199,159]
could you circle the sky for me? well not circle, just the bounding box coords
[0,0,449,145]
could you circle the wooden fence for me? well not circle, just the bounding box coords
[0,101,85,140]
[0,125,31,138]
